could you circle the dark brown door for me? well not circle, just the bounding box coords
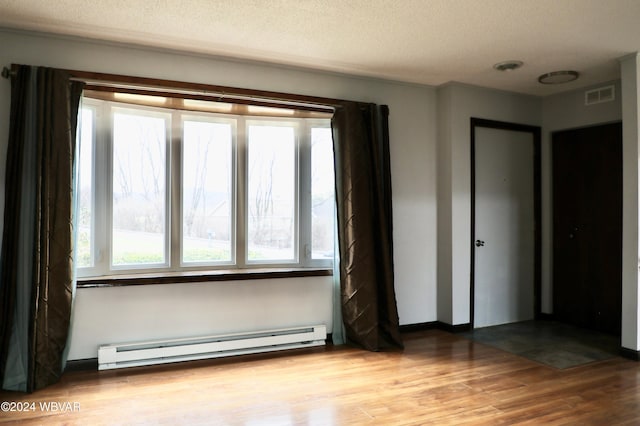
[552,122,622,335]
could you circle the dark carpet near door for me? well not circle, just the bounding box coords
[461,320,619,369]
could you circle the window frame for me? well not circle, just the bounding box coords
[108,104,173,271]
[307,122,336,266]
[243,117,300,267]
[76,103,97,270]
[76,95,334,279]
[178,112,238,269]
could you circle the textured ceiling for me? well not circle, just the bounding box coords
[1,0,639,96]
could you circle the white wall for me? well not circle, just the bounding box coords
[437,83,541,325]
[67,277,332,359]
[0,30,438,360]
[436,88,453,324]
[620,54,640,351]
[541,80,622,314]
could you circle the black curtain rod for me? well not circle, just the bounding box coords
[1,64,351,110]
[2,66,15,79]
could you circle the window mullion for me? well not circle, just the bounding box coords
[97,103,113,275]
[298,121,311,267]
[236,117,247,268]
[170,111,182,269]
[91,102,110,276]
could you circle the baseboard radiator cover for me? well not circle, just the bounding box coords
[97,325,327,370]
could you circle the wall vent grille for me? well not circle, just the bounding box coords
[585,85,615,106]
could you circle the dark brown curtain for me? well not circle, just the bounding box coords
[331,101,403,351]
[0,65,84,392]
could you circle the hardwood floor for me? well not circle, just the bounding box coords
[2,329,640,425]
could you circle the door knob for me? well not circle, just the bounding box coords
[475,240,485,247]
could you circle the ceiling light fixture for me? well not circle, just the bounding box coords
[493,60,524,72]
[538,70,579,84]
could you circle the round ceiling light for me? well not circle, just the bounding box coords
[493,60,524,72]
[538,70,579,84]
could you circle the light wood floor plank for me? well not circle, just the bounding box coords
[1,330,639,425]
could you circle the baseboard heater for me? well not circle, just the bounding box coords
[97,325,326,370]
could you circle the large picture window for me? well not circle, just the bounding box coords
[77,94,333,277]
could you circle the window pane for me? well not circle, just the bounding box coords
[311,128,335,260]
[112,111,167,266]
[247,125,295,261]
[77,107,94,268]
[182,120,233,263]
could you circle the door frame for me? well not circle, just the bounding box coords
[551,121,623,334]
[470,118,542,328]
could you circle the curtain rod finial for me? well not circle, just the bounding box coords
[2,67,13,79]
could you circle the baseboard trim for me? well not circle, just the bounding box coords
[72,323,472,370]
[536,312,555,321]
[399,322,439,333]
[620,347,640,361]
[65,358,98,372]
[437,322,472,333]
[326,333,334,345]
[400,321,472,334]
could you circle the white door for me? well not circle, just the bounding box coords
[474,127,535,328]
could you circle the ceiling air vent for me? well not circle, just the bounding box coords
[585,85,615,106]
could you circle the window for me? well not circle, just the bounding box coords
[181,118,233,264]
[246,122,296,262]
[310,127,335,260]
[77,93,334,277]
[112,108,169,267]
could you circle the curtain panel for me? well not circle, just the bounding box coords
[331,101,403,351]
[0,65,84,392]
